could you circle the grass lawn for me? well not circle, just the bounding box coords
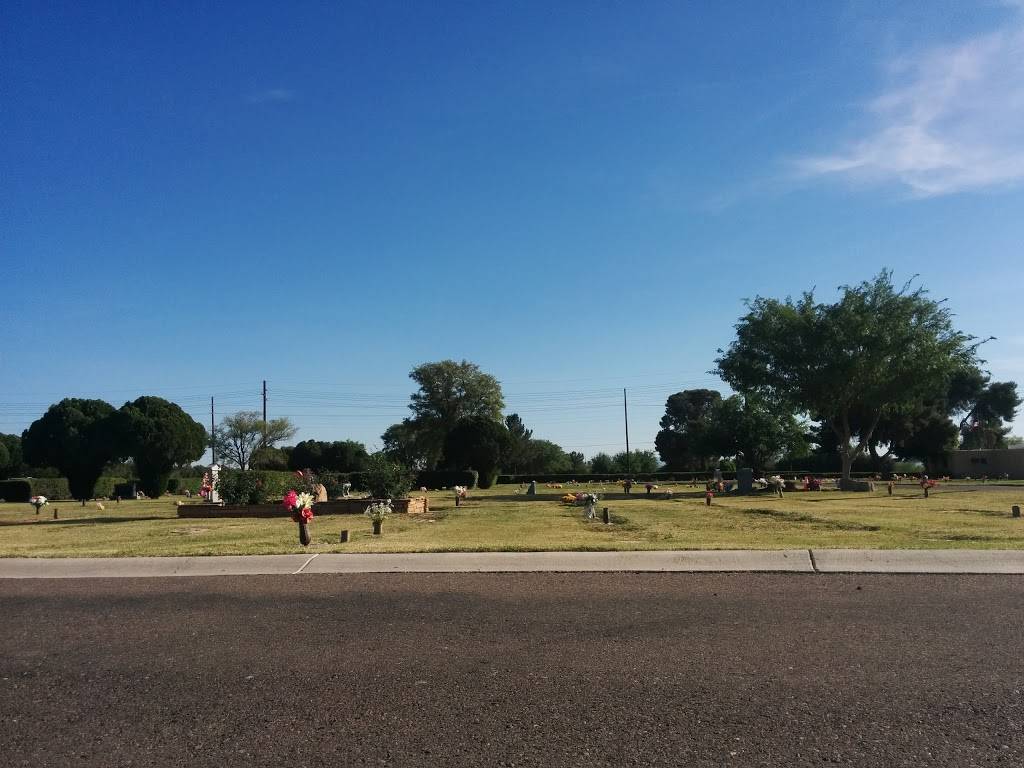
[2,481,1024,557]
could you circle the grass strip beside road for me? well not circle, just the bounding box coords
[1,483,1023,557]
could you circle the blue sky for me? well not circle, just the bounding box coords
[3,0,1023,458]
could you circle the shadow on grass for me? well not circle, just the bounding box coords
[740,507,881,532]
[0,516,171,527]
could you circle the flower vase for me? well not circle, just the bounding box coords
[298,520,311,546]
[372,520,382,535]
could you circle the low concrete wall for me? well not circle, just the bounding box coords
[942,449,1024,479]
[178,497,428,518]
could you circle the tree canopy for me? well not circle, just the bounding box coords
[589,453,615,474]
[288,439,369,473]
[400,360,505,469]
[654,389,723,471]
[21,398,118,499]
[213,412,296,470]
[441,416,510,488]
[115,396,207,496]
[0,433,22,479]
[716,272,983,481]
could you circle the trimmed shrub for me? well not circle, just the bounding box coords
[216,470,264,505]
[166,478,180,494]
[29,477,71,499]
[362,454,414,499]
[478,469,499,489]
[0,477,72,501]
[214,470,299,505]
[414,470,478,490]
[0,479,31,502]
[92,477,121,498]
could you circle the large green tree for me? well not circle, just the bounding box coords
[116,396,207,497]
[589,453,615,474]
[0,433,23,478]
[22,398,118,499]
[440,416,511,488]
[613,450,660,474]
[958,379,1020,449]
[654,389,723,471]
[502,413,534,473]
[716,272,983,483]
[567,451,589,474]
[213,412,296,470]
[403,360,504,469]
[288,439,369,472]
[708,395,808,473]
[381,421,429,469]
[519,439,571,475]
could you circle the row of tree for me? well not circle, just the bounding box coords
[18,397,207,499]
[10,274,1021,497]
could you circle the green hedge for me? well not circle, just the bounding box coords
[93,477,121,498]
[496,470,883,484]
[0,477,71,501]
[0,479,31,502]
[414,470,478,490]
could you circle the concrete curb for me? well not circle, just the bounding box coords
[302,550,813,573]
[0,550,811,578]
[1,549,1023,578]
[811,549,1024,574]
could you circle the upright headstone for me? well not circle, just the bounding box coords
[737,468,753,494]
[526,480,537,496]
[209,464,221,503]
[713,467,723,484]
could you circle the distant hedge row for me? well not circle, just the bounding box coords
[495,470,883,484]
[0,476,137,502]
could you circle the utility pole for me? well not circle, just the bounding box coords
[623,388,631,475]
[261,380,268,449]
[210,396,216,464]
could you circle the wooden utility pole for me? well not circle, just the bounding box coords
[262,380,268,448]
[210,397,216,464]
[623,388,631,475]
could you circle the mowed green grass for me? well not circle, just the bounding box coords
[2,481,1024,557]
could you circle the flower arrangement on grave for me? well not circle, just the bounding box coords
[579,492,599,519]
[365,500,392,535]
[453,486,468,506]
[561,493,578,505]
[283,489,315,546]
[29,495,48,515]
[199,473,213,500]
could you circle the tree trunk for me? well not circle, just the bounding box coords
[840,451,853,481]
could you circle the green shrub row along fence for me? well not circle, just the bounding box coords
[495,470,887,485]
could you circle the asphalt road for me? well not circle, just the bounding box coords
[2,574,1022,767]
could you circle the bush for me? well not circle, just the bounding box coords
[29,477,71,499]
[216,470,265,505]
[177,476,203,494]
[214,470,299,505]
[362,454,414,499]
[0,477,72,501]
[414,470,478,489]
[166,478,180,494]
[478,469,499,489]
[0,479,31,502]
[92,477,121,498]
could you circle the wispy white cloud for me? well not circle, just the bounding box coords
[798,13,1024,197]
[247,88,295,105]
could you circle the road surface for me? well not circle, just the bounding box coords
[2,573,1022,766]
